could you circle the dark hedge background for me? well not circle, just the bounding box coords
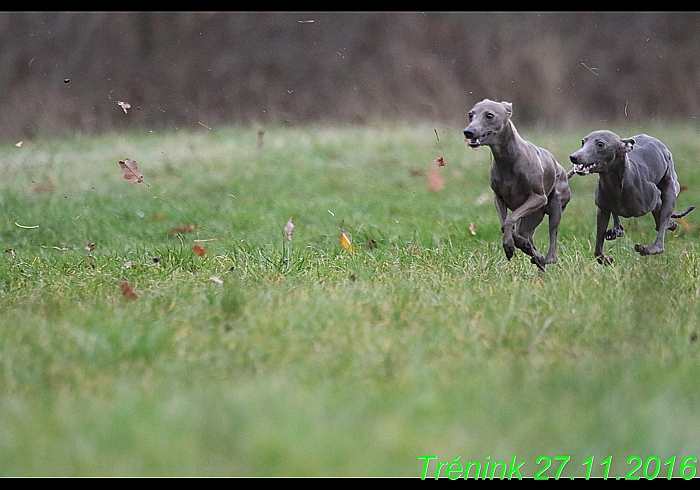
[2,12,700,139]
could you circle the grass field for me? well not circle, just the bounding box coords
[1,122,699,477]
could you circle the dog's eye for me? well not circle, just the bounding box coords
[596,141,605,148]
[581,139,585,147]
[468,112,473,120]
[485,112,494,120]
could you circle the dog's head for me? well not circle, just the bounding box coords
[568,130,634,175]
[463,99,513,149]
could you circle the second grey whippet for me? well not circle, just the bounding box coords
[569,130,694,265]
[463,99,571,271]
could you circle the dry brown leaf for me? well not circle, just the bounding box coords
[117,101,131,113]
[120,281,139,300]
[85,242,95,251]
[434,157,446,167]
[169,224,195,234]
[284,218,295,241]
[192,244,206,256]
[5,248,15,258]
[119,159,148,186]
[427,167,446,192]
[469,223,478,235]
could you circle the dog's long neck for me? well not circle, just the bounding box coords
[598,153,628,188]
[488,120,526,165]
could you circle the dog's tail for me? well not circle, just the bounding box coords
[672,206,695,219]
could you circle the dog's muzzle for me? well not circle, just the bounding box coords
[463,128,492,148]
[569,154,600,176]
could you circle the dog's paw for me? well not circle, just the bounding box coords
[596,254,614,266]
[605,228,624,240]
[503,241,515,260]
[635,243,663,256]
[531,255,547,272]
[668,221,678,231]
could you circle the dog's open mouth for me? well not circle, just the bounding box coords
[464,131,493,149]
[573,162,600,176]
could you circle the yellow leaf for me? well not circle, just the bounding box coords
[340,231,356,252]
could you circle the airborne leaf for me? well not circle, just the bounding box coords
[434,157,446,167]
[119,159,148,186]
[117,101,131,113]
[192,244,206,256]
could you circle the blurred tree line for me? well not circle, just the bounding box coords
[1,12,699,140]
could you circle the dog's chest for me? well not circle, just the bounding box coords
[490,167,532,210]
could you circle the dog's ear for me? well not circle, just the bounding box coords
[620,138,635,153]
[501,101,513,118]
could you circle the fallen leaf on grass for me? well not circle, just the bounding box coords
[209,275,224,285]
[469,223,478,235]
[284,218,295,241]
[5,248,15,258]
[192,244,206,256]
[169,224,195,234]
[340,231,355,251]
[339,219,356,252]
[117,101,131,113]
[434,157,446,167]
[427,167,446,192]
[120,281,139,300]
[119,158,148,186]
[85,242,95,251]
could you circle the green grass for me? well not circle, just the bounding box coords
[1,123,700,477]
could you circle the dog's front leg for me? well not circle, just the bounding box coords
[595,208,613,265]
[493,194,514,258]
[501,194,547,263]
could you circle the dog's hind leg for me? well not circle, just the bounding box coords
[543,192,564,265]
[635,183,676,256]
